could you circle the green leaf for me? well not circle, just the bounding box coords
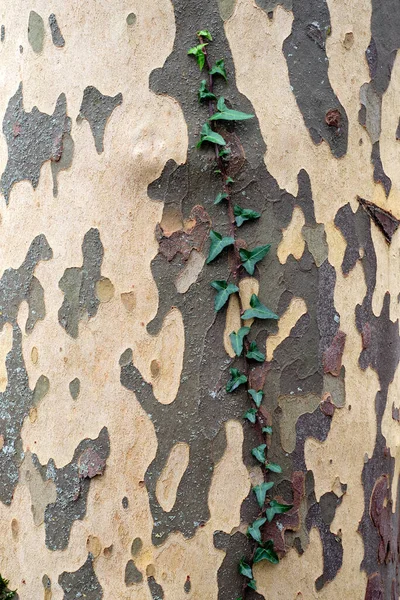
[247,517,266,543]
[246,341,265,362]
[251,444,266,464]
[253,481,274,508]
[197,29,212,41]
[209,97,254,121]
[247,579,257,591]
[188,43,208,70]
[239,244,271,275]
[214,192,228,204]
[229,326,250,356]
[238,559,253,580]
[242,294,279,321]
[243,408,257,424]
[219,147,231,158]
[225,176,234,184]
[197,122,226,148]
[266,462,282,474]
[226,368,247,393]
[234,205,261,227]
[263,426,273,435]
[253,546,279,565]
[206,230,234,264]
[198,80,217,102]
[210,280,239,311]
[209,59,227,80]
[248,389,263,408]
[266,500,293,522]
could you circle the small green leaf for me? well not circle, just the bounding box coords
[247,517,266,543]
[225,176,234,184]
[266,500,293,522]
[234,205,261,227]
[206,230,234,263]
[243,408,257,424]
[188,43,208,70]
[210,280,239,311]
[266,462,282,474]
[253,481,274,508]
[198,80,217,102]
[263,426,273,435]
[238,559,253,580]
[214,169,222,174]
[214,192,228,204]
[242,294,279,321]
[248,389,263,408]
[229,326,250,356]
[209,59,227,80]
[251,444,266,464]
[246,341,265,362]
[247,579,257,590]
[226,368,247,393]
[209,97,254,121]
[239,244,271,275]
[197,29,212,41]
[219,147,231,158]
[197,122,226,148]
[253,546,279,565]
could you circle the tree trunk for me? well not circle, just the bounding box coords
[0,1,398,599]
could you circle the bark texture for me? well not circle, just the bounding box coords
[0,1,399,599]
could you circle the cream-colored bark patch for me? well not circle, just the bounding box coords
[239,277,259,327]
[175,249,205,293]
[224,293,241,357]
[156,442,190,513]
[266,297,307,361]
[20,451,57,527]
[277,206,306,264]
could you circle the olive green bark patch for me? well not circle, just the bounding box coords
[69,377,80,400]
[28,11,44,53]
[302,224,328,267]
[278,393,321,453]
[218,0,237,21]
[125,560,143,585]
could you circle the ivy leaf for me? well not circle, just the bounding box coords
[229,326,250,356]
[238,559,253,580]
[188,43,208,70]
[266,462,282,474]
[244,408,257,424]
[263,426,273,435]
[209,59,227,80]
[219,147,231,158]
[214,192,228,204]
[253,481,274,508]
[197,29,212,41]
[247,517,267,543]
[247,579,257,590]
[197,122,226,148]
[206,230,234,263]
[248,389,263,408]
[242,294,279,321]
[246,341,265,362]
[251,444,266,464]
[266,500,293,522]
[209,97,254,121]
[239,244,271,275]
[253,546,279,565]
[225,176,234,184]
[210,280,239,311]
[226,368,247,393]
[198,80,216,102]
[234,205,261,227]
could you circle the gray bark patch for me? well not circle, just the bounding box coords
[69,378,80,400]
[59,554,103,600]
[125,560,143,585]
[0,235,52,504]
[28,11,44,53]
[58,228,104,338]
[32,427,109,551]
[49,14,65,47]
[78,86,122,154]
[1,84,71,204]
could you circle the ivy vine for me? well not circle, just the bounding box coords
[0,575,16,600]
[188,30,292,597]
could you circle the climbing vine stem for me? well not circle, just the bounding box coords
[189,30,293,597]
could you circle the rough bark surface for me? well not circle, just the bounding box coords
[0,1,399,599]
